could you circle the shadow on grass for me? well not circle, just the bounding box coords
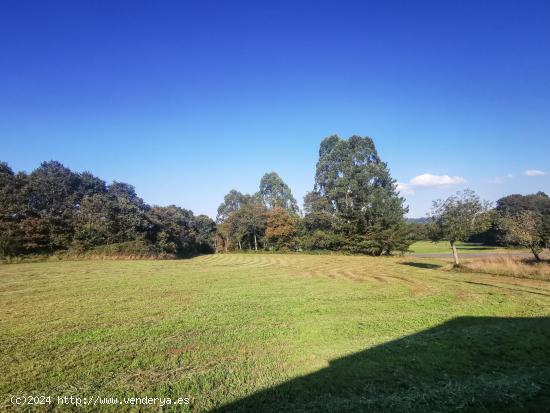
[400,261,443,270]
[210,317,550,413]
[460,280,550,298]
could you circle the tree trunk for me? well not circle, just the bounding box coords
[531,247,541,262]
[451,241,460,266]
[254,232,258,251]
[238,240,242,250]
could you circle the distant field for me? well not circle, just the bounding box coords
[2,255,550,412]
[409,241,517,254]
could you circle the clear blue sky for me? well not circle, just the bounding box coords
[1,0,549,218]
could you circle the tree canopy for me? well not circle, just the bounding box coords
[313,135,407,234]
[429,189,491,265]
[259,172,299,213]
[0,161,215,258]
[495,192,550,260]
[216,190,256,223]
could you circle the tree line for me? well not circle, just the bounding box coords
[1,135,548,261]
[424,189,550,264]
[0,161,216,258]
[216,135,412,255]
[215,135,549,262]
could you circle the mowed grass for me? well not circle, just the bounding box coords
[1,254,550,412]
[409,241,514,254]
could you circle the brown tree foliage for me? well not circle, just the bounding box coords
[265,207,297,249]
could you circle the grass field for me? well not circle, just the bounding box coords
[409,241,514,254]
[2,254,550,412]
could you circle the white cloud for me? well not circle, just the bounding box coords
[486,174,513,184]
[396,182,415,195]
[524,169,547,177]
[409,173,466,188]
[396,173,466,196]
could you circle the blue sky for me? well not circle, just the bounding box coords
[1,0,549,218]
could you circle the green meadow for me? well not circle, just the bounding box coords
[2,254,550,412]
[408,241,513,254]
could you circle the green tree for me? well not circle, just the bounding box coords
[106,182,152,243]
[0,163,26,256]
[429,189,491,265]
[0,162,22,219]
[24,161,84,250]
[304,135,408,253]
[193,214,217,253]
[18,217,50,252]
[259,172,299,213]
[495,192,550,248]
[148,206,196,255]
[301,191,337,233]
[352,224,413,256]
[0,228,20,258]
[313,135,406,232]
[216,190,256,223]
[108,181,146,207]
[225,204,267,250]
[78,171,108,197]
[73,193,118,248]
[0,160,215,257]
[497,210,546,261]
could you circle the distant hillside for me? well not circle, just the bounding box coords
[406,217,430,224]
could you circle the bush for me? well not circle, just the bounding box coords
[297,230,347,251]
[65,240,175,260]
[0,229,21,258]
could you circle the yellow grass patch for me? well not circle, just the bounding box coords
[462,255,550,281]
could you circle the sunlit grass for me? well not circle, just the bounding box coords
[460,255,550,280]
[1,255,549,412]
[409,241,514,254]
